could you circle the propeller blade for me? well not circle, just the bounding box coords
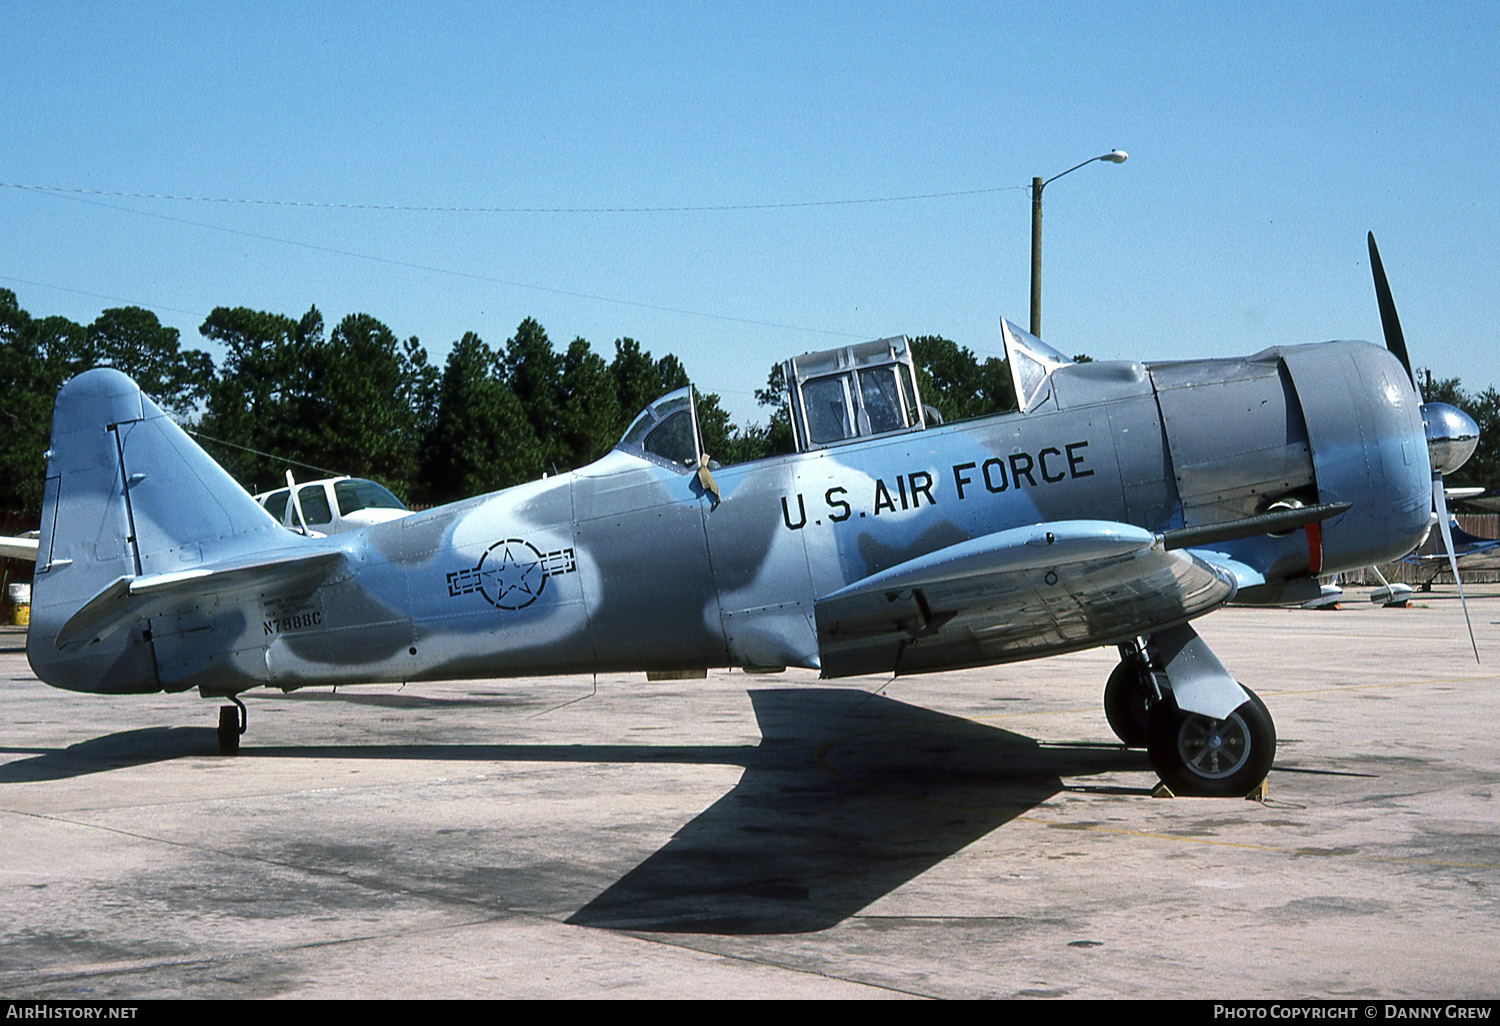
[1368,232,1417,393]
[1432,475,1479,662]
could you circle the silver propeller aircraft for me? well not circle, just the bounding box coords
[20,235,1478,796]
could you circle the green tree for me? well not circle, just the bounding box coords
[502,318,567,471]
[747,362,796,458]
[197,306,326,491]
[88,307,213,416]
[696,390,783,465]
[909,335,1015,423]
[312,313,424,494]
[0,294,88,528]
[655,353,690,393]
[610,337,665,420]
[197,306,432,500]
[424,332,541,501]
[557,338,622,467]
[0,292,214,529]
[401,335,441,457]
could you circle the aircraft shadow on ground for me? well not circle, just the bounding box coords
[566,688,1143,934]
[0,688,1144,933]
[0,726,221,781]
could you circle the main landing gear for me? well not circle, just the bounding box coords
[217,697,246,755]
[1104,628,1276,797]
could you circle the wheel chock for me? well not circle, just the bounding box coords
[1245,778,1269,802]
[1151,781,1175,798]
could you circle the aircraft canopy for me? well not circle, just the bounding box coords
[616,386,705,469]
[783,336,927,453]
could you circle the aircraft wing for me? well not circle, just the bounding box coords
[1452,487,1500,513]
[54,547,343,652]
[1,535,40,562]
[813,520,1238,678]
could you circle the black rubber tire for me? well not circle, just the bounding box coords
[1146,686,1275,797]
[1103,659,1151,748]
[217,705,240,756]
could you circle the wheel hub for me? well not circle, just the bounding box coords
[1177,712,1251,780]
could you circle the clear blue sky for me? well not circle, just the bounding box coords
[4,1,1497,427]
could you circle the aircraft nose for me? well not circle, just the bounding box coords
[1423,401,1479,476]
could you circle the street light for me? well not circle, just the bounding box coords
[1029,150,1127,339]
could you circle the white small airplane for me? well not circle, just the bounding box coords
[3,478,411,559]
[253,475,413,537]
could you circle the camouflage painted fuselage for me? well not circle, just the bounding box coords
[26,338,1430,697]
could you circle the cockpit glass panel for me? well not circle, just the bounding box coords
[616,387,702,470]
[897,365,921,426]
[1014,349,1050,403]
[1002,319,1073,411]
[643,410,697,466]
[334,479,406,516]
[619,388,693,449]
[803,375,853,444]
[619,407,658,449]
[298,484,333,525]
[1004,319,1070,365]
[858,367,905,435]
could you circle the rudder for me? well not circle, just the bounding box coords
[27,369,285,693]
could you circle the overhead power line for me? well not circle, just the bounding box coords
[5,190,869,340]
[0,180,1027,214]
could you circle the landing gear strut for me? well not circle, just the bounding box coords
[1103,643,1155,748]
[217,698,246,755]
[1104,627,1277,797]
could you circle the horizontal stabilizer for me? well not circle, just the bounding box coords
[814,520,1238,678]
[56,547,342,652]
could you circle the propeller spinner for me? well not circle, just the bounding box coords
[1368,232,1480,659]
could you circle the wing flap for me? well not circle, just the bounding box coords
[813,520,1237,678]
[56,547,342,652]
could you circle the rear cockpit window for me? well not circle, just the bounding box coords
[803,376,854,444]
[784,336,927,452]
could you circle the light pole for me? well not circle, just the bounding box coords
[1029,150,1127,339]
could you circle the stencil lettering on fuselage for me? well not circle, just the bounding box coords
[779,441,1094,531]
[262,594,324,636]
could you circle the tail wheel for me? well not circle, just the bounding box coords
[1103,658,1152,748]
[1146,686,1275,797]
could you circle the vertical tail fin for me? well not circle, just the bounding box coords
[27,369,286,693]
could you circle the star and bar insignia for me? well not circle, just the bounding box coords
[446,539,577,610]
